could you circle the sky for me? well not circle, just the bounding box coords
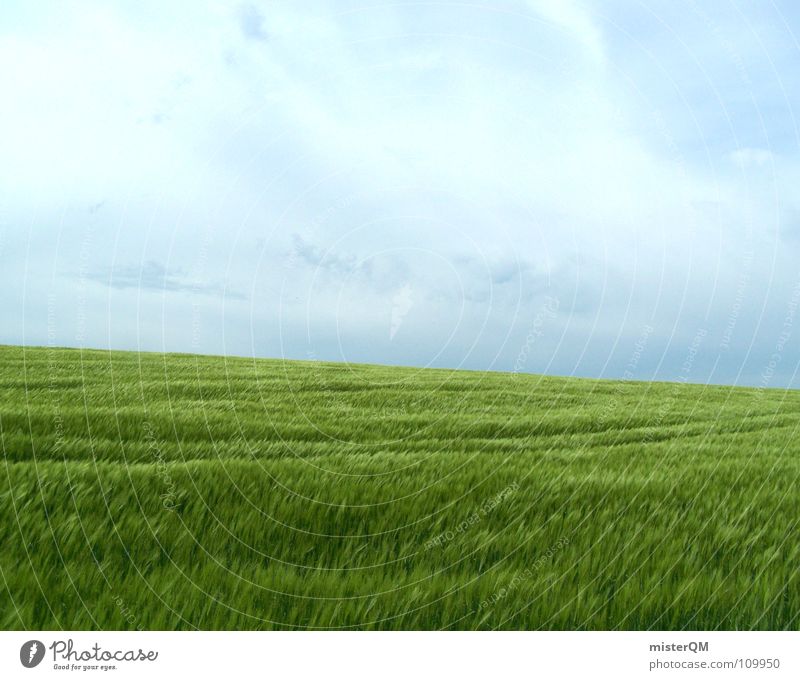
[2,0,800,387]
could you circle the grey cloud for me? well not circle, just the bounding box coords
[239,4,268,42]
[449,254,552,305]
[81,260,246,300]
[289,236,555,308]
[291,233,364,276]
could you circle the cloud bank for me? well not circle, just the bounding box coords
[1,0,799,387]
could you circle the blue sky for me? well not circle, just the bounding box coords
[2,1,800,387]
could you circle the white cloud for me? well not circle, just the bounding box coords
[525,0,605,65]
[729,147,774,167]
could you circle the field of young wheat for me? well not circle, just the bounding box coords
[1,345,798,629]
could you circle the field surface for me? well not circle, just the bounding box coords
[1,345,798,630]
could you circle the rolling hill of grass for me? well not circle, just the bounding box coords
[1,344,798,630]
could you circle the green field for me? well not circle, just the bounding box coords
[1,344,798,630]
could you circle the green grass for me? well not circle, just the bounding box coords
[1,344,798,630]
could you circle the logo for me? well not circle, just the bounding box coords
[20,640,45,668]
